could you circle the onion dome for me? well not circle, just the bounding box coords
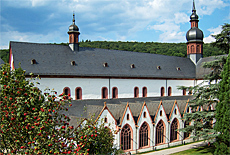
[68,13,79,32]
[186,27,203,42]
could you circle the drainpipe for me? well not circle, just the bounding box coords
[136,126,138,154]
[109,78,111,99]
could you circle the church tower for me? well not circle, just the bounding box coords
[186,0,204,64]
[68,13,80,51]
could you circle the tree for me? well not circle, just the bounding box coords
[179,56,226,142]
[211,23,230,54]
[214,54,230,155]
[74,116,122,155]
[0,64,75,154]
[0,63,118,154]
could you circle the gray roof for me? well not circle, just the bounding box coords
[0,58,5,66]
[196,55,228,79]
[10,41,196,79]
[63,96,193,126]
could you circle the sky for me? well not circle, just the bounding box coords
[0,0,229,49]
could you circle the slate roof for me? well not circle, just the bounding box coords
[10,41,196,79]
[196,55,228,79]
[63,95,193,126]
[0,58,5,66]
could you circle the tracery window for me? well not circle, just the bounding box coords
[139,122,149,148]
[170,118,178,142]
[121,124,132,150]
[156,120,165,145]
[142,87,147,97]
[102,87,108,99]
[161,87,165,96]
[75,87,82,100]
[134,87,139,98]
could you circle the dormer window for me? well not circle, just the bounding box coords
[176,67,181,71]
[157,66,161,69]
[103,62,108,67]
[31,59,36,64]
[130,64,135,68]
[71,61,76,66]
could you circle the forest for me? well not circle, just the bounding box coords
[0,41,224,63]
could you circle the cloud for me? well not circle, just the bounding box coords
[203,25,222,43]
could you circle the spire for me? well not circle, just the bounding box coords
[72,12,75,24]
[192,0,196,12]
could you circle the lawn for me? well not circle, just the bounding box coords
[170,145,215,155]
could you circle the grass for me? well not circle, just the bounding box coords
[170,145,215,155]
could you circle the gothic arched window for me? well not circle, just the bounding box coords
[170,118,179,142]
[139,122,149,148]
[121,124,132,150]
[156,120,165,145]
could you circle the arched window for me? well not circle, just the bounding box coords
[102,87,108,99]
[183,89,186,96]
[196,45,200,53]
[139,122,149,148]
[160,87,165,97]
[121,124,132,151]
[160,110,162,116]
[134,87,139,98]
[142,87,147,97]
[184,121,190,139]
[127,114,130,120]
[168,87,172,96]
[112,87,118,99]
[191,45,194,53]
[75,87,82,100]
[63,87,70,98]
[156,120,165,145]
[170,118,179,142]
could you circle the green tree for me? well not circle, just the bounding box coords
[0,63,118,154]
[0,64,75,154]
[74,116,122,155]
[211,23,230,54]
[214,54,230,155]
[178,56,226,142]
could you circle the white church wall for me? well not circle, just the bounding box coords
[30,77,197,100]
[167,80,194,96]
[137,105,154,149]
[154,105,169,144]
[96,109,118,148]
[121,106,137,151]
[109,79,167,98]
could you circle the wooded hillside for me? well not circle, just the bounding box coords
[0,41,223,63]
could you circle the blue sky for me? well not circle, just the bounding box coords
[0,0,229,49]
